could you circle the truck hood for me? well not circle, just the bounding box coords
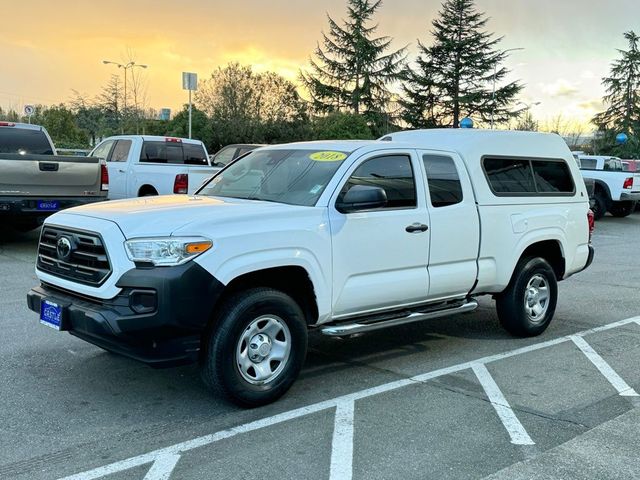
[62,195,305,238]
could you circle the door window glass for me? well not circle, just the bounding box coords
[423,154,463,207]
[91,140,115,161]
[340,155,417,209]
[110,140,132,162]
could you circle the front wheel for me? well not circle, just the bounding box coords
[496,257,558,337]
[201,288,308,407]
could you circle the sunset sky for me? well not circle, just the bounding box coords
[2,0,639,129]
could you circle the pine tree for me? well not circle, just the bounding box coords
[593,31,640,136]
[301,0,406,128]
[402,0,521,128]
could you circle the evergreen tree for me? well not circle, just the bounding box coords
[592,31,640,136]
[301,0,406,129]
[401,0,521,128]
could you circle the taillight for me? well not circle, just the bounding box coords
[101,164,109,191]
[165,137,182,143]
[587,209,595,242]
[174,174,188,194]
[0,122,15,127]
[623,177,634,189]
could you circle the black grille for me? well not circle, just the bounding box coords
[37,226,112,286]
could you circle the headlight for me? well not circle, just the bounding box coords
[125,237,213,266]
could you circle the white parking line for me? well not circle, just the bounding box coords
[329,400,355,480]
[570,335,639,397]
[143,454,181,480]
[472,363,535,445]
[57,316,640,480]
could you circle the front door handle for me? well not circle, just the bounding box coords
[118,169,126,173]
[405,223,429,233]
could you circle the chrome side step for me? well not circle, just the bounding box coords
[320,299,479,337]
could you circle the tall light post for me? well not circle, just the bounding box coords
[102,60,148,112]
[491,47,524,129]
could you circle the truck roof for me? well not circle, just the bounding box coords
[104,135,205,145]
[261,130,572,161]
[0,122,45,131]
[382,129,572,160]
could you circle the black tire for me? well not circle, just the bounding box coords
[592,191,607,220]
[201,288,308,407]
[496,257,558,337]
[609,201,635,218]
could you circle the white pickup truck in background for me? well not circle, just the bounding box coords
[90,135,219,199]
[575,154,640,219]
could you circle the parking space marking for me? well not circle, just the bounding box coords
[570,335,639,397]
[143,454,181,480]
[329,400,355,480]
[472,363,535,445]
[57,316,640,480]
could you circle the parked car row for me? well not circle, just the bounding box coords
[1,124,265,231]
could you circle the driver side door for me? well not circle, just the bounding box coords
[328,150,431,318]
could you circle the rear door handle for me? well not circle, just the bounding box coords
[405,223,429,233]
[118,169,126,173]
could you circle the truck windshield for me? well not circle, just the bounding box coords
[197,149,350,206]
[0,128,54,155]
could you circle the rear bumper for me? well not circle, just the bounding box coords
[619,192,640,201]
[0,196,106,220]
[27,262,224,367]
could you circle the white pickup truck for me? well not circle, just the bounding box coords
[575,154,640,219]
[28,129,594,406]
[90,135,218,199]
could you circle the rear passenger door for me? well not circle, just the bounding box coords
[418,151,480,300]
[329,150,431,317]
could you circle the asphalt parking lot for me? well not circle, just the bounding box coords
[1,214,640,480]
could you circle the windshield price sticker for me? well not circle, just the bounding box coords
[309,151,347,162]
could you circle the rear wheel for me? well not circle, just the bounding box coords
[201,288,308,407]
[592,191,607,220]
[496,257,558,337]
[609,201,635,218]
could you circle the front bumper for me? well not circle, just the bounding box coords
[0,195,106,219]
[27,262,224,367]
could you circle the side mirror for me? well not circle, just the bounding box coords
[336,185,387,213]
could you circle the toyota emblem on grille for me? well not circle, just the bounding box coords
[56,237,72,260]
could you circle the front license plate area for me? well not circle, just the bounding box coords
[37,200,59,211]
[40,299,65,330]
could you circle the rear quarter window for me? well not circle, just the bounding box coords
[483,157,575,196]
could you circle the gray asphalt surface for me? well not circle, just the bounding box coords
[1,214,639,480]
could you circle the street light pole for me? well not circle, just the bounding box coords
[103,60,148,133]
[491,47,524,129]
